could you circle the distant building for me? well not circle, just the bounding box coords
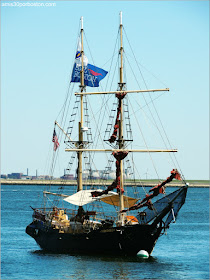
[60,174,74,180]
[79,169,118,180]
[21,174,29,179]
[4,172,54,180]
[37,175,53,180]
[8,173,23,179]
[20,175,32,180]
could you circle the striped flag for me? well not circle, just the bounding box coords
[52,129,59,151]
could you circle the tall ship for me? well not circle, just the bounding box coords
[26,13,188,256]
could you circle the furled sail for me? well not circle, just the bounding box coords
[121,169,182,213]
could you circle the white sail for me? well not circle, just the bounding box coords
[64,189,138,207]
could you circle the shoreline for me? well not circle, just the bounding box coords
[1,179,209,188]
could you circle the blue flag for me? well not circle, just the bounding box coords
[71,38,108,87]
[71,63,108,87]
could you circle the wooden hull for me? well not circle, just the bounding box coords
[26,220,162,256]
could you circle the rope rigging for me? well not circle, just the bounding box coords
[43,17,186,218]
[123,26,186,183]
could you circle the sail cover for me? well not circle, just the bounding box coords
[137,186,188,225]
[101,194,137,208]
[64,189,138,207]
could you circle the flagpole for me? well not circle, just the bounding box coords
[78,16,84,193]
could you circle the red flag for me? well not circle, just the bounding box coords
[52,129,59,151]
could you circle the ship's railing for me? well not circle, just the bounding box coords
[31,207,117,228]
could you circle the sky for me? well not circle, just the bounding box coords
[1,0,209,180]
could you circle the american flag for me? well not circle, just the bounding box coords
[52,129,59,151]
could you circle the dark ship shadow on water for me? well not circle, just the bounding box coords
[31,249,157,263]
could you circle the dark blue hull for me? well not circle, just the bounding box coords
[26,220,162,255]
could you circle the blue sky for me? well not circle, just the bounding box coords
[1,1,209,180]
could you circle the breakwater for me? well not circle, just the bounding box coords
[1,179,209,187]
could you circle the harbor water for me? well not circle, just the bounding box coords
[1,185,209,279]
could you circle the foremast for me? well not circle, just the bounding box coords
[78,16,84,193]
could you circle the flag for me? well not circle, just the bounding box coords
[71,63,108,87]
[52,129,59,151]
[71,39,108,87]
[74,39,89,67]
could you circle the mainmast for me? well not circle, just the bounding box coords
[78,16,84,192]
[119,11,125,224]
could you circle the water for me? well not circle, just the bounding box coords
[1,185,209,279]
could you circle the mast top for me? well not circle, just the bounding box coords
[80,16,83,30]
[120,11,122,25]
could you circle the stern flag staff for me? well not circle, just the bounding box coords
[71,39,108,87]
[52,129,60,151]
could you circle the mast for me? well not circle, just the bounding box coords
[78,16,84,192]
[119,11,125,224]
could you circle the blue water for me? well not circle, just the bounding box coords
[1,185,209,279]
